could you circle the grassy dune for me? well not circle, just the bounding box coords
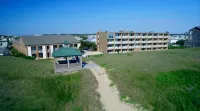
[88,48,200,111]
[0,56,103,111]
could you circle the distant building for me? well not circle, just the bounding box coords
[12,35,81,59]
[75,36,82,41]
[169,33,189,44]
[0,37,9,56]
[185,26,200,47]
[97,31,169,53]
[86,35,96,43]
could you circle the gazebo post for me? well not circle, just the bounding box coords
[67,56,69,68]
[80,56,82,68]
[53,58,56,74]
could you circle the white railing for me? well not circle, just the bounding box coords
[38,50,43,53]
[122,41,128,43]
[115,36,120,38]
[108,41,114,44]
[122,46,128,49]
[122,36,128,38]
[31,50,36,53]
[108,47,114,49]
[147,41,152,43]
[115,41,121,44]
[114,47,121,49]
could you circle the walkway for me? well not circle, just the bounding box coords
[84,62,137,111]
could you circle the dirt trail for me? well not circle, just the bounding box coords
[85,62,137,111]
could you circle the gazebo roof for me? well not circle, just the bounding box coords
[52,47,82,57]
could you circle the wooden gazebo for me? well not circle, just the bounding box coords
[52,41,82,74]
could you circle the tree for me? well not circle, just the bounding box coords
[176,40,184,46]
[79,40,97,51]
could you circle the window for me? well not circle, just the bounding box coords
[39,53,43,58]
[115,33,120,36]
[59,45,63,48]
[38,46,42,50]
[31,46,36,51]
[108,33,114,38]
[0,42,2,46]
[32,54,36,57]
[74,44,77,47]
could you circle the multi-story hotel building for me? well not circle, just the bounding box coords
[97,31,169,53]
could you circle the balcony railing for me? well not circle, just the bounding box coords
[114,47,122,49]
[31,50,36,53]
[122,36,128,38]
[108,47,114,49]
[115,41,121,44]
[108,41,114,44]
[122,41,128,44]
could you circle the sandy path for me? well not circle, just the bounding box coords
[86,62,137,111]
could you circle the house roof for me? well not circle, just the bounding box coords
[21,35,79,46]
[190,26,200,31]
[52,47,82,57]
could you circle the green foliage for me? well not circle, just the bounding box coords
[155,70,200,111]
[11,47,36,60]
[168,45,185,49]
[176,40,185,46]
[88,48,200,111]
[0,56,103,111]
[79,40,97,51]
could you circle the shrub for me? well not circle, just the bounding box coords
[11,48,36,60]
[168,45,185,49]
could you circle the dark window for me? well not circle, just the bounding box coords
[32,54,36,57]
[74,44,77,47]
[38,46,42,50]
[108,33,114,38]
[39,53,43,58]
[31,46,36,50]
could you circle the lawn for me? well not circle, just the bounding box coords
[87,48,200,111]
[0,56,103,111]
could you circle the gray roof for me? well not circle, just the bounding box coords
[21,35,79,46]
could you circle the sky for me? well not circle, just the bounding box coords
[0,0,200,35]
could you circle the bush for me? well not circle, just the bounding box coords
[168,45,185,49]
[11,48,36,60]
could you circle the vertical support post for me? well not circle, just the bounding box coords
[67,57,69,68]
[80,56,82,68]
[53,58,56,74]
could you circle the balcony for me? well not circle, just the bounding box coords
[114,47,121,49]
[108,47,114,49]
[38,49,43,53]
[122,46,128,49]
[115,41,121,44]
[141,36,147,38]
[115,36,121,38]
[122,41,128,44]
[122,36,128,38]
[108,41,114,44]
[135,41,141,43]
[31,50,36,53]
[129,36,134,38]
[146,41,152,43]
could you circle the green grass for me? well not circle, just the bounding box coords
[0,56,103,111]
[87,48,200,111]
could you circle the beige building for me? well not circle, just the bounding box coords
[12,35,81,59]
[97,31,169,53]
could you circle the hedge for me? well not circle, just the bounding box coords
[11,48,36,60]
